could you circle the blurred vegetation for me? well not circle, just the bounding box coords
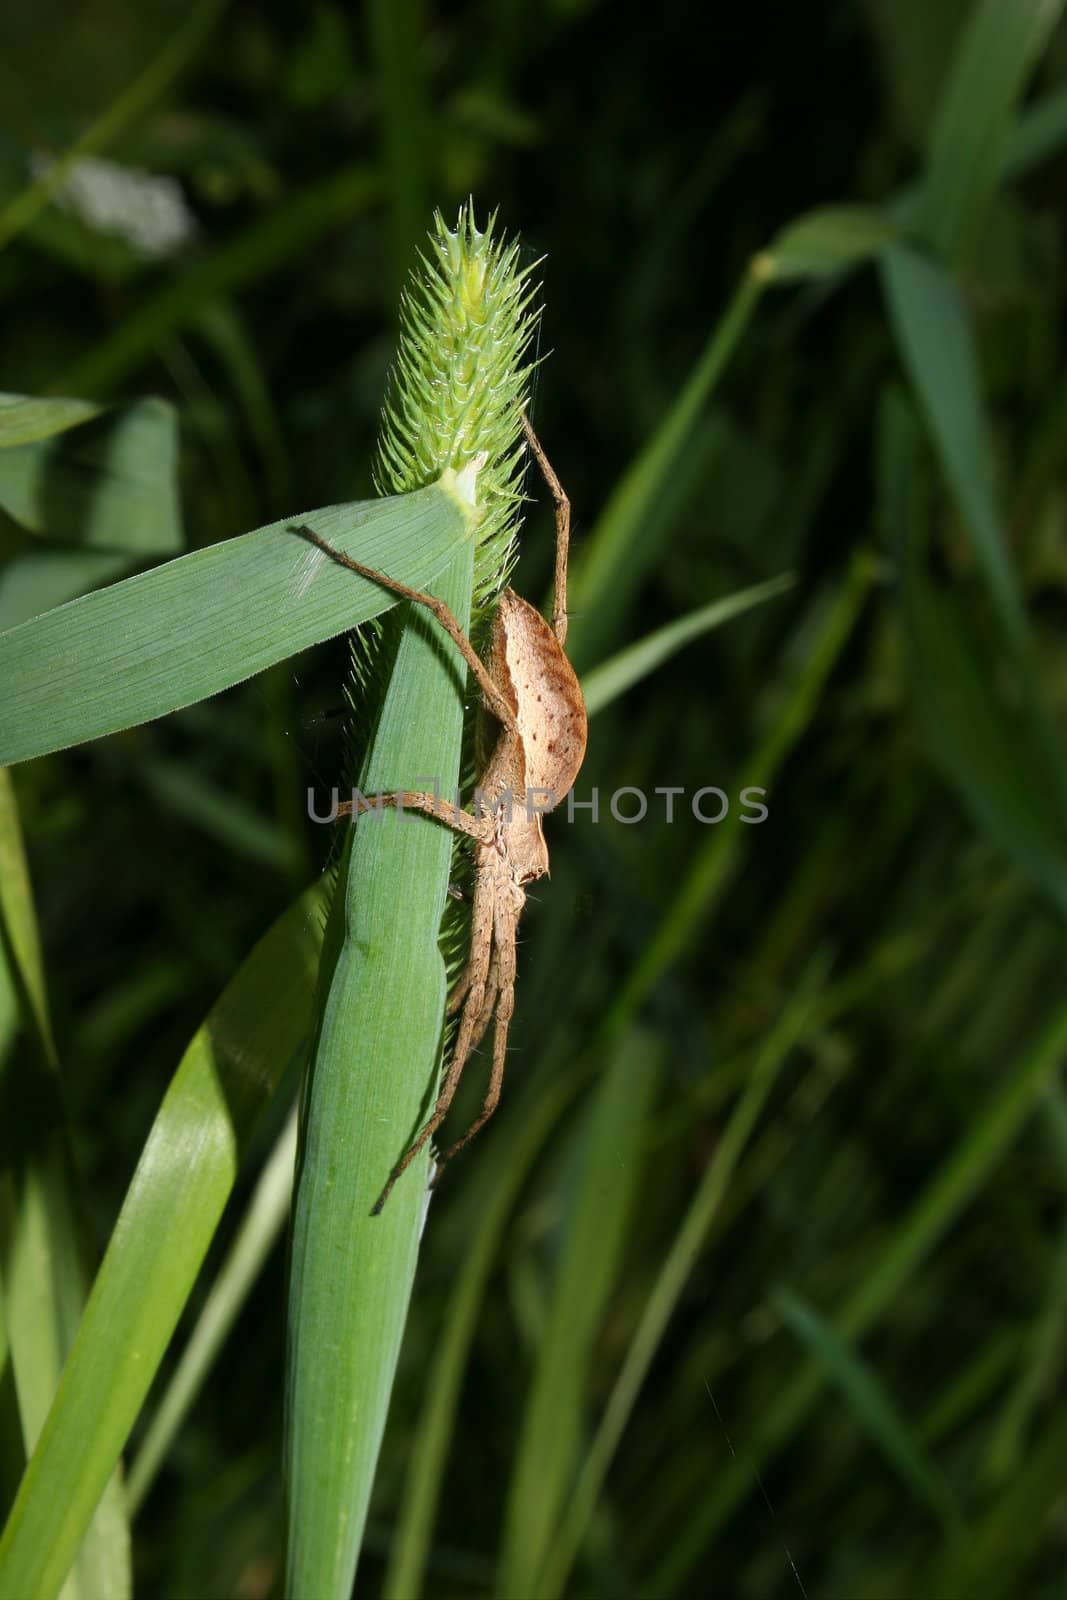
[2,0,1067,1596]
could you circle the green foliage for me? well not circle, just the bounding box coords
[284,205,535,1600]
[2,2,1067,1597]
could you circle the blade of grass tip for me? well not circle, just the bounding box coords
[125,1106,299,1516]
[0,772,130,1600]
[368,0,430,295]
[0,881,326,1600]
[917,0,1065,264]
[0,477,470,765]
[0,0,229,256]
[758,206,898,282]
[0,396,103,450]
[284,206,540,1600]
[568,265,766,673]
[537,956,829,1600]
[772,1287,962,1531]
[612,549,873,1026]
[652,1000,1067,1595]
[383,1069,588,1600]
[581,573,794,718]
[495,1032,664,1600]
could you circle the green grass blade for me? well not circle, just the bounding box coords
[568,269,764,671]
[495,1032,663,1600]
[613,551,872,1021]
[0,475,471,766]
[925,1410,1067,1597]
[759,206,897,281]
[284,204,538,1600]
[1000,82,1067,178]
[0,772,130,1600]
[125,1107,299,1516]
[773,1286,961,1530]
[537,960,826,1600]
[0,398,181,554]
[0,771,55,1065]
[881,388,1067,915]
[652,1001,1067,1593]
[581,573,793,717]
[881,246,1026,645]
[903,574,1067,916]
[918,0,1064,262]
[284,542,474,1600]
[383,1071,586,1600]
[0,397,103,451]
[0,549,133,632]
[0,882,326,1600]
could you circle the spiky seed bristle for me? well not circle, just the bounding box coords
[373,203,542,613]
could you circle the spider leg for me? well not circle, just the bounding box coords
[435,886,522,1171]
[371,853,499,1214]
[466,944,501,1057]
[292,524,519,734]
[520,414,571,646]
[338,790,491,845]
[446,867,498,1014]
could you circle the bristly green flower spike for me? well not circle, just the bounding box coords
[373,202,542,615]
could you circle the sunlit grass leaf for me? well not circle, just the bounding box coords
[0,477,471,766]
[918,0,1065,262]
[0,882,326,1600]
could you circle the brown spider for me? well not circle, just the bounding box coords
[295,417,587,1213]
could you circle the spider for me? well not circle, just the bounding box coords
[294,416,586,1213]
